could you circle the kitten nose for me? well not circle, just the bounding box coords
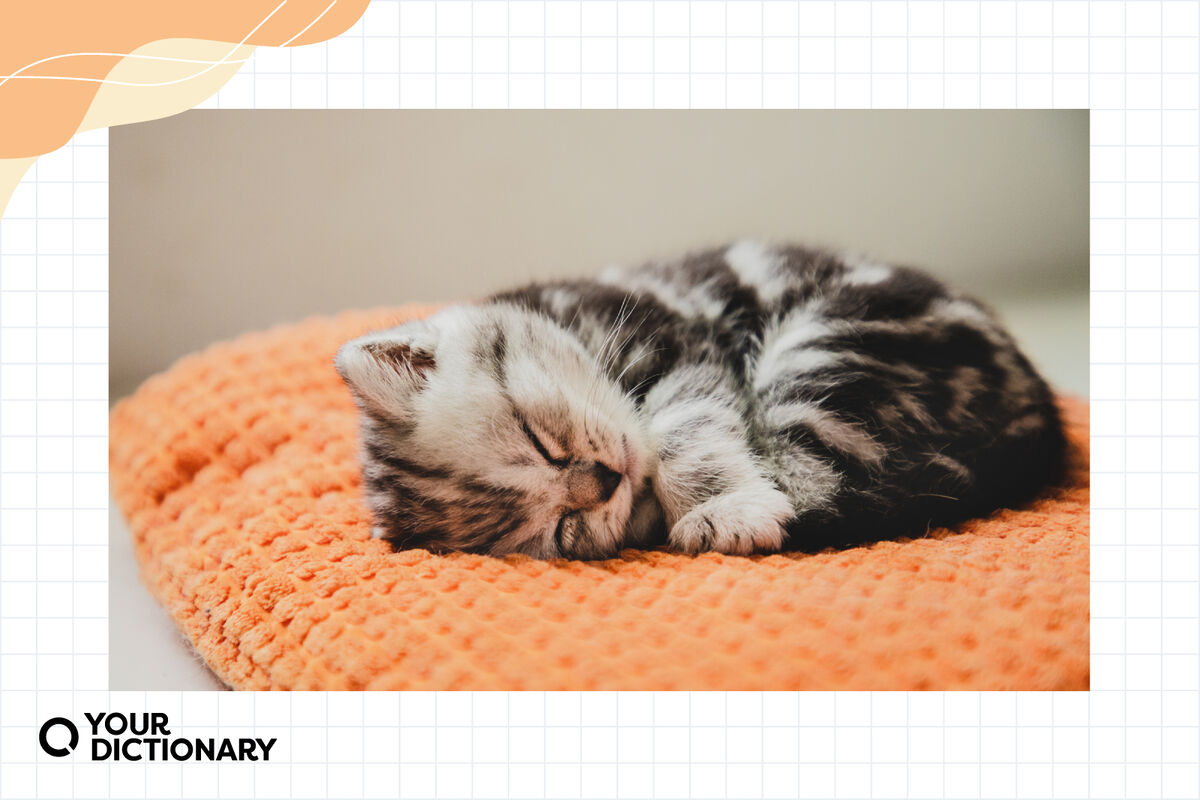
[566,461,623,509]
[594,463,622,502]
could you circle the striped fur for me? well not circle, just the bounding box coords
[336,242,1065,558]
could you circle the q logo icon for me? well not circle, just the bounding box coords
[38,717,79,757]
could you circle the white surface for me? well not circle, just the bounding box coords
[993,292,1089,398]
[108,500,226,690]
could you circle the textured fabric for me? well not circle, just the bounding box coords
[110,306,1089,691]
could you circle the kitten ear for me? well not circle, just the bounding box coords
[335,323,437,415]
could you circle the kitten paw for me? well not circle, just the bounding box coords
[668,487,793,555]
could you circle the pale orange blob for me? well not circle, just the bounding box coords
[0,0,369,158]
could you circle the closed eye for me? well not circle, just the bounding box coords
[522,420,569,467]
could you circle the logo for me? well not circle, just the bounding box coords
[37,713,276,762]
[38,717,79,757]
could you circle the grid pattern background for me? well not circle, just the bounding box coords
[0,0,1189,797]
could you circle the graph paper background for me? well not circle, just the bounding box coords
[0,0,1185,797]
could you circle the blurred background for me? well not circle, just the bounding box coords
[110,110,1087,688]
[111,110,1087,398]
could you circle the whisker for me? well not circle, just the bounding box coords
[614,342,660,389]
[584,294,636,434]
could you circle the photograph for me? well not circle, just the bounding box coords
[9,0,1200,796]
[6,0,1200,797]
[108,109,1088,691]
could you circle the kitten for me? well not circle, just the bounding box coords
[336,241,1065,559]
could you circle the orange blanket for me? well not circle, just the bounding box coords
[110,306,1089,690]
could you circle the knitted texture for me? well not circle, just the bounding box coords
[111,306,1089,690]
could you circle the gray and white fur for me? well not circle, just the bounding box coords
[335,241,1065,559]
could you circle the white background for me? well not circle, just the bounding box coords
[0,0,1191,798]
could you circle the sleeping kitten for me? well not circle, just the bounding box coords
[336,242,1065,559]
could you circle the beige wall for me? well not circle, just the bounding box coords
[111,110,1087,397]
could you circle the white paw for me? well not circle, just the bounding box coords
[668,486,793,555]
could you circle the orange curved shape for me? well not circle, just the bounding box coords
[0,0,369,158]
[110,306,1089,691]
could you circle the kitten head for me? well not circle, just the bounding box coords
[335,303,655,559]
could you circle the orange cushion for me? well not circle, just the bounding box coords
[110,306,1089,690]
